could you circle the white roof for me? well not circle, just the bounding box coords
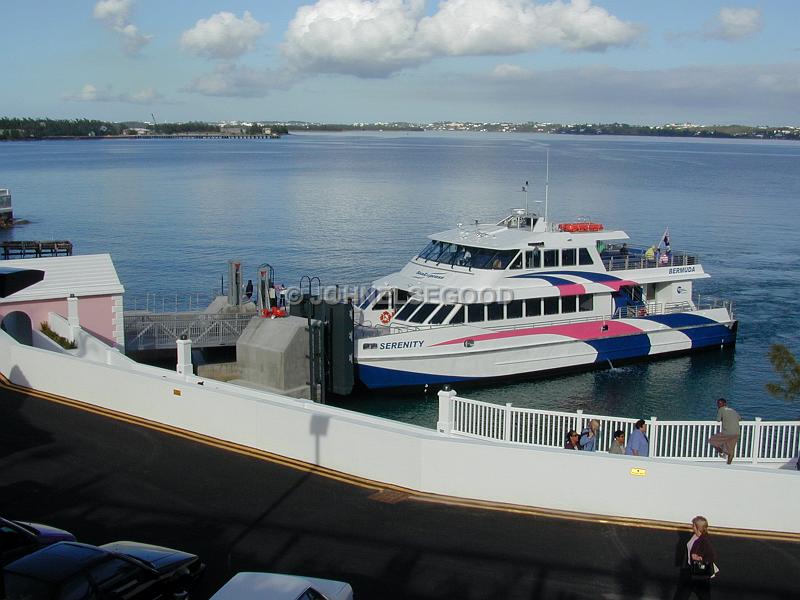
[210,572,352,600]
[0,254,124,303]
[430,223,628,249]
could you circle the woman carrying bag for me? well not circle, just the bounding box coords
[675,515,719,599]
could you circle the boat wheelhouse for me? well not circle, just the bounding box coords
[354,209,736,389]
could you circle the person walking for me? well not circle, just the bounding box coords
[579,419,600,451]
[708,398,741,464]
[625,420,649,457]
[608,430,626,454]
[674,516,718,600]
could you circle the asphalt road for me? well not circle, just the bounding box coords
[1,384,798,599]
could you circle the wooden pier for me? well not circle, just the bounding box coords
[1,240,73,259]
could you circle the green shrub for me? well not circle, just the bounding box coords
[40,322,76,350]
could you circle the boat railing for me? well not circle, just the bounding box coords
[438,390,799,465]
[602,246,699,272]
[355,295,733,340]
[125,291,219,313]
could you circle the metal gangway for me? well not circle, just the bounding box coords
[437,389,800,466]
[124,311,254,351]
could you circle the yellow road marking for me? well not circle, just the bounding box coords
[1,375,798,544]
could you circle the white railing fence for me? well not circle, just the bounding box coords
[437,390,800,465]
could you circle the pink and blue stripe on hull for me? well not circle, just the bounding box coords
[357,314,736,389]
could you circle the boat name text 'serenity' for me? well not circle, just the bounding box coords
[379,340,425,350]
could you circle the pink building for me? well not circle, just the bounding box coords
[0,254,124,348]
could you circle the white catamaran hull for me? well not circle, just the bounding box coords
[357,308,736,389]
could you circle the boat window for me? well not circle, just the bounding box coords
[393,289,410,307]
[429,304,455,325]
[409,303,438,323]
[487,302,504,321]
[579,294,593,312]
[525,248,540,269]
[543,249,558,268]
[418,240,443,261]
[562,295,577,313]
[562,248,576,267]
[420,244,523,271]
[525,298,541,317]
[395,300,421,321]
[544,297,559,315]
[448,306,465,324]
[466,247,496,269]
[435,243,459,265]
[373,293,390,311]
[579,248,593,265]
[358,287,378,310]
[507,299,523,319]
[467,304,485,322]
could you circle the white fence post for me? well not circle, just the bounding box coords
[576,408,584,433]
[67,294,80,343]
[751,417,762,465]
[176,336,193,376]
[649,416,659,458]
[504,403,513,442]
[437,388,456,435]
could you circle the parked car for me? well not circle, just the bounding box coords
[209,572,353,600]
[0,517,76,566]
[2,540,204,600]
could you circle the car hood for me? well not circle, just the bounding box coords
[16,521,76,544]
[100,541,198,573]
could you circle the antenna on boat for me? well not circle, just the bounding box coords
[544,147,550,225]
[522,181,529,215]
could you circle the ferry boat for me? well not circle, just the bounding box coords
[354,209,737,389]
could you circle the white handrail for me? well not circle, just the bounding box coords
[439,391,799,465]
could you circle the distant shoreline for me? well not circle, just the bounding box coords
[1,129,797,142]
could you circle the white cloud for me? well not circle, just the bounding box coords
[64,83,164,104]
[417,0,641,56]
[93,0,152,55]
[458,62,800,123]
[182,63,297,97]
[282,0,642,78]
[491,64,534,80]
[93,0,130,25]
[708,7,762,41]
[181,11,267,60]
[283,0,428,77]
[669,6,762,43]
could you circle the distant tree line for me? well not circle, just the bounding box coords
[2,116,796,141]
[150,121,219,134]
[0,118,125,139]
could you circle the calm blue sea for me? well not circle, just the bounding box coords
[1,132,799,425]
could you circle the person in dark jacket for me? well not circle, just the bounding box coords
[674,515,718,600]
[564,430,580,450]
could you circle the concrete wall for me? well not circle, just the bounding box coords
[1,324,798,535]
